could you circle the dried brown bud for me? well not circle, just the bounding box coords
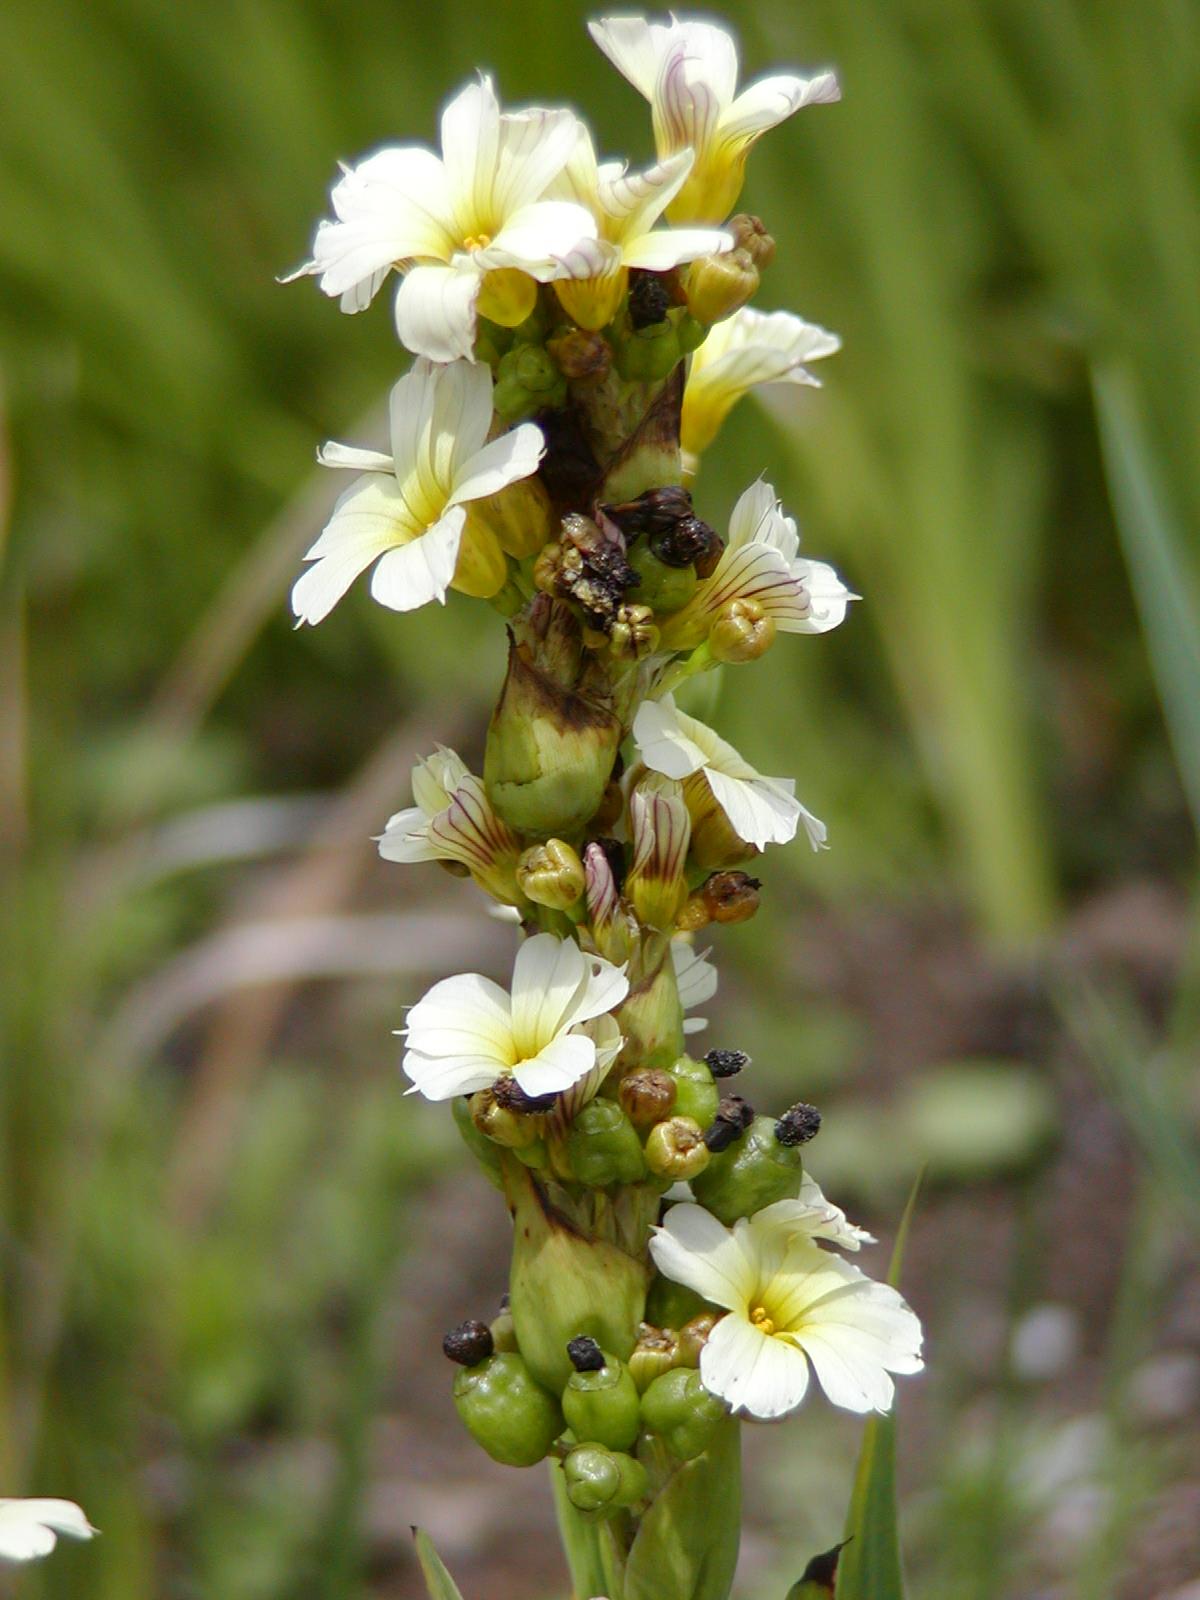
[610,603,660,661]
[443,1319,495,1366]
[704,1048,749,1079]
[708,598,776,663]
[649,514,723,574]
[775,1102,822,1147]
[567,1335,607,1373]
[618,1068,678,1128]
[548,326,613,382]
[629,269,674,329]
[701,870,761,925]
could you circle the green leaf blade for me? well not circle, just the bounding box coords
[411,1528,467,1600]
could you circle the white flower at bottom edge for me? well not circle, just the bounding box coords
[633,694,826,853]
[0,1500,96,1564]
[292,359,543,625]
[683,307,841,460]
[671,938,717,1034]
[649,1201,923,1419]
[401,932,628,1101]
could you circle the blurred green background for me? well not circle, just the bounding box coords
[2,0,1198,1596]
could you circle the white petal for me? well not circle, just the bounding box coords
[494,106,584,216]
[509,934,589,1050]
[513,1031,597,1096]
[649,1202,755,1312]
[726,478,786,552]
[376,805,440,864]
[291,474,410,625]
[705,767,800,850]
[797,800,829,852]
[404,970,513,1049]
[671,940,718,1011]
[310,146,456,297]
[721,71,841,144]
[440,77,502,233]
[562,952,630,1029]
[754,1186,875,1253]
[394,262,481,363]
[317,441,395,473]
[621,225,732,271]
[403,1049,507,1100]
[701,1312,812,1419]
[600,149,694,237]
[0,1500,95,1565]
[588,16,663,99]
[449,421,544,507]
[368,508,464,613]
[481,200,599,279]
[633,697,709,780]
[791,557,853,633]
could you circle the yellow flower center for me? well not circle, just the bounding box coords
[750,1305,775,1335]
[462,233,492,252]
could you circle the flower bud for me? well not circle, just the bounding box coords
[484,630,622,837]
[516,838,586,911]
[618,1068,677,1129]
[644,1116,710,1182]
[493,342,568,422]
[640,1366,729,1460]
[685,247,760,325]
[689,1114,805,1223]
[565,1099,646,1187]
[490,1298,517,1353]
[466,473,555,560]
[676,1311,719,1368]
[476,266,539,328]
[728,214,777,270]
[628,1323,682,1390]
[583,840,637,964]
[449,516,509,600]
[626,775,691,931]
[562,1352,642,1451]
[624,540,699,613]
[470,1088,541,1150]
[609,603,660,661]
[562,1444,648,1517]
[665,1056,720,1131]
[452,1350,563,1467]
[547,326,613,382]
[708,597,777,663]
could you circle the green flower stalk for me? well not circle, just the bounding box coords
[288,12,925,1599]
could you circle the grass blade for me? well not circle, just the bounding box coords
[1093,364,1200,835]
[834,1171,924,1600]
[411,1528,467,1600]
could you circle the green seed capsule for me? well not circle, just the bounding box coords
[612,321,681,383]
[624,541,699,614]
[640,1367,729,1461]
[666,1056,720,1130]
[689,1114,804,1223]
[562,1354,642,1451]
[563,1444,649,1518]
[565,1099,646,1187]
[453,1352,562,1467]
